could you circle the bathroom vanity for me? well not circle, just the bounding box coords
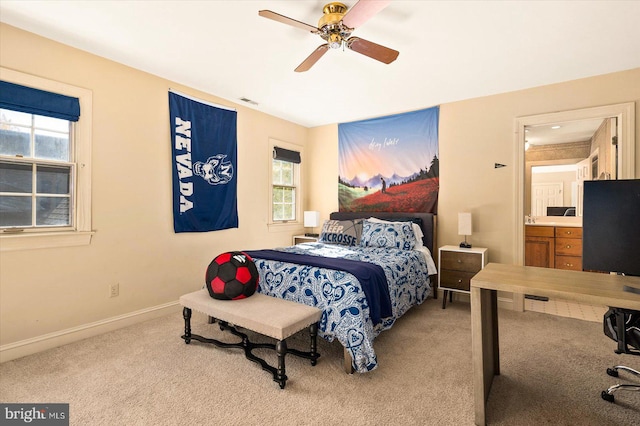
[524,217,582,271]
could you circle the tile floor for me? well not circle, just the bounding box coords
[525,297,608,322]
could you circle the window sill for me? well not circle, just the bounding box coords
[0,231,94,251]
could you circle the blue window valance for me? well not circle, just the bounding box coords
[0,80,80,122]
[273,146,301,164]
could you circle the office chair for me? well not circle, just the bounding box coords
[601,307,640,402]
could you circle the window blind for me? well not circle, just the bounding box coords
[0,81,81,122]
[273,146,301,164]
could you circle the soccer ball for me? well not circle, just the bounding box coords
[205,251,259,300]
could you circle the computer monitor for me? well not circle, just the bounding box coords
[582,179,640,276]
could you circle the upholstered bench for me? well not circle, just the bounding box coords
[179,289,322,388]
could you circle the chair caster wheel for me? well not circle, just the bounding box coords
[601,391,614,403]
[606,368,619,377]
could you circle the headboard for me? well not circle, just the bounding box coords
[329,211,436,255]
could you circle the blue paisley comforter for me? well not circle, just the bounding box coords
[250,242,432,373]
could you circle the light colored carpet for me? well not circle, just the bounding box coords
[1,299,638,425]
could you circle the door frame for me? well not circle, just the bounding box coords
[512,102,635,310]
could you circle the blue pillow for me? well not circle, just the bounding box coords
[360,220,416,250]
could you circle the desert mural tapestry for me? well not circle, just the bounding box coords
[338,106,439,213]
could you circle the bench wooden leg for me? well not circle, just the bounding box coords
[275,340,287,389]
[282,323,321,366]
[309,323,318,366]
[182,307,192,344]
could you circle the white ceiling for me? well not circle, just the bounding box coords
[525,118,606,146]
[1,1,640,128]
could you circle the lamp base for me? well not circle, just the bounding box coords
[459,242,472,249]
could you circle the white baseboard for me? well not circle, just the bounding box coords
[0,301,181,363]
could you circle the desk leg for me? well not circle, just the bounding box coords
[512,292,524,312]
[471,287,500,426]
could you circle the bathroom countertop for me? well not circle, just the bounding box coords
[525,216,582,227]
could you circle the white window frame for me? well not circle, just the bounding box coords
[267,138,303,232]
[0,67,93,251]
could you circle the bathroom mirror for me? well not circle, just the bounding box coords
[524,117,611,218]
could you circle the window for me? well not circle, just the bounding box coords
[268,139,303,227]
[272,159,296,221]
[0,68,93,251]
[1,109,74,228]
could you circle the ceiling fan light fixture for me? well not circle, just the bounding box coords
[328,33,343,49]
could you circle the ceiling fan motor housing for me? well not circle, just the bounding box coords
[321,2,348,18]
[319,2,352,49]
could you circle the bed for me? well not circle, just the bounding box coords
[245,211,437,373]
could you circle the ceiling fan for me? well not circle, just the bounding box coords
[258,1,399,72]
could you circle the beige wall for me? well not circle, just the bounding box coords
[440,70,639,264]
[1,22,639,360]
[309,68,639,267]
[0,24,310,358]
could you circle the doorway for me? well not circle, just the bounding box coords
[512,102,636,312]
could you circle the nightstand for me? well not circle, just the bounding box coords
[438,245,488,309]
[292,235,318,245]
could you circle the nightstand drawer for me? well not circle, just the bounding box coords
[440,251,482,272]
[555,238,582,256]
[440,270,475,291]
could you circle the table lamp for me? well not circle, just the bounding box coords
[304,211,320,237]
[458,212,472,248]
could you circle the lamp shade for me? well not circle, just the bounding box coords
[458,212,472,236]
[304,211,320,228]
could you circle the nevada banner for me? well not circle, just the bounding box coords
[169,91,238,232]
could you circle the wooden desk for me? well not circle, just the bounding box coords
[470,263,640,426]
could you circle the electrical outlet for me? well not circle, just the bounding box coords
[109,283,119,298]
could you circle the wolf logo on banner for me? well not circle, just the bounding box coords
[193,154,233,185]
[169,92,238,232]
[338,106,439,213]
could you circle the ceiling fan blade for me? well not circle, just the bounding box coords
[258,10,319,33]
[347,37,399,64]
[295,44,330,72]
[342,0,391,29]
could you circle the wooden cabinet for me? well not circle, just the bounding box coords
[554,227,582,271]
[525,226,555,268]
[438,245,488,309]
[525,225,582,271]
